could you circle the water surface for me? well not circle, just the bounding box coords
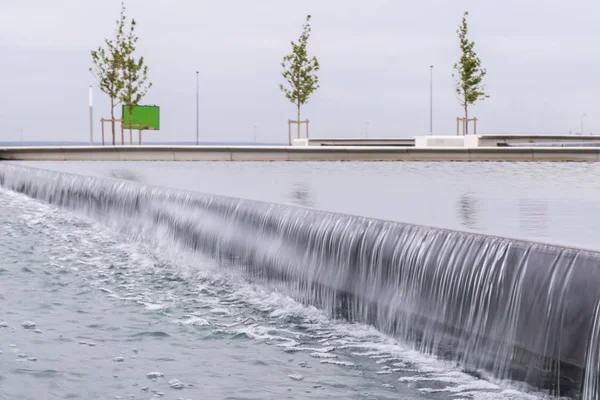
[0,183,551,399]
[14,160,600,250]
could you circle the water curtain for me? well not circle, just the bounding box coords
[1,163,598,398]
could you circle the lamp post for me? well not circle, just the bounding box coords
[196,71,199,145]
[430,65,433,135]
[89,85,94,144]
[581,113,587,135]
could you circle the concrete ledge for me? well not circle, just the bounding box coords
[531,148,600,161]
[305,138,415,147]
[409,147,472,161]
[479,134,600,147]
[470,147,534,161]
[2,145,600,162]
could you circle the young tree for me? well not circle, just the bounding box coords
[119,16,152,144]
[280,15,320,140]
[453,11,489,135]
[90,3,127,145]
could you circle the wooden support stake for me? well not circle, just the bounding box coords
[455,117,478,136]
[306,119,309,139]
[287,119,310,144]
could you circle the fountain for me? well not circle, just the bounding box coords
[1,163,598,398]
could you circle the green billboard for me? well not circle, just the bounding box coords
[122,105,160,130]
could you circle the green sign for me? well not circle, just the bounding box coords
[122,105,160,130]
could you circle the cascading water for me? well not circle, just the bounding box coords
[1,163,599,398]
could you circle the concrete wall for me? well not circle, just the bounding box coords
[2,145,600,161]
[479,135,600,147]
[414,135,480,148]
[295,135,600,148]
[302,138,415,147]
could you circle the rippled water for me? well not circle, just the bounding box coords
[12,161,600,250]
[0,182,558,399]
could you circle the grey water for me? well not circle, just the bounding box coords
[1,187,428,400]
[14,160,600,251]
[1,162,594,399]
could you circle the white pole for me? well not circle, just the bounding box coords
[89,85,94,144]
[196,71,199,145]
[430,65,433,135]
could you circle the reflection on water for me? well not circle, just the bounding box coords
[457,193,482,231]
[288,181,315,208]
[518,199,549,238]
[13,160,600,250]
[108,169,143,183]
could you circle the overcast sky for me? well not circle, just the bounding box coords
[2,0,600,143]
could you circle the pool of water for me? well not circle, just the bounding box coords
[0,170,556,399]
[12,161,600,250]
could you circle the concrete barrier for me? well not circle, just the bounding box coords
[1,145,600,162]
[479,134,600,147]
[302,138,415,147]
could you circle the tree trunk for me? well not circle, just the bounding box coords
[110,98,116,145]
[121,108,125,145]
[464,92,469,136]
[129,107,133,145]
[297,102,301,139]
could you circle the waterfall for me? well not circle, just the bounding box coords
[1,163,599,398]
[583,300,600,399]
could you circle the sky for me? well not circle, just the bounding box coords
[1,0,600,143]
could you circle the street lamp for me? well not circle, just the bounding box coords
[196,71,199,145]
[430,65,433,135]
[581,113,587,135]
[89,85,94,144]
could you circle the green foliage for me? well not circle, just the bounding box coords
[280,15,320,121]
[90,3,127,118]
[90,2,151,144]
[453,11,488,119]
[118,15,152,125]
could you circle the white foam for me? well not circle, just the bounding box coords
[21,321,36,329]
[168,379,185,389]
[141,302,168,311]
[319,359,355,367]
[174,317,210,326]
